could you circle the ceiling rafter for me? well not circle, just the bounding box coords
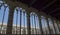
[29,0,37,6]
[51,12,60,16]
[55,14,60,16]
[41,0,57,10]
[10,0,60,20]
[49,8,60,14]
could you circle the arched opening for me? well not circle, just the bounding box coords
[57,21,60,33]
[53,20,59,34]
[12,7,27,34]
[48,18,55,34]
[40,16,49,34]
[0,0,9,34]
[30,12,40,34]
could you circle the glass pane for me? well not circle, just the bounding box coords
[12,9,17,34]
[48,18,55,34]
[30,12,40,35]
[12,7,27,35]
[54,20,60,34]
[0,1,9,34]
[41,16,49,34]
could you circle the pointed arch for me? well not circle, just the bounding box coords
[12,7,27,34]
[30,12,41,34]
[53,20,60,34]
[48,18,55,34]
[40,16,50,34]
[0,0,9,34]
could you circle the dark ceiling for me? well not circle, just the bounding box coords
[13,0,60,20]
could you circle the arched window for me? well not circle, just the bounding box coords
[48,18,55,34]
[54,20,59,34]
[30,12,40,34]
[12,7,27,34]
[41,16,49,34]
[0,0,9,34]
[58,21,60,32]
[57,21,60,33]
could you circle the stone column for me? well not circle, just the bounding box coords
[26,11,31,35]
[6,6,15,34]
[4,0,17,35]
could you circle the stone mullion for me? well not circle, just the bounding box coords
[58,21,60,34]
[34,15,37,35]
[55,20,60,34]
[20,9,22,35]
[38,15,43,35]
[45,16,51,35]
[31,14,34,34]
[16,10,18,34]
[23,10,26,35]
[54,20,58,34]
[6,6,15,35]
[51,18,56,34]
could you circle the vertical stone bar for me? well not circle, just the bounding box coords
[31,14,34,34]
[20,8,22,35]
[51,18,56,34]
[6,6,15,35]
[16,9,18,34]
[38,15,43,35]
[22,10,26,35]
[27,12,31,35]
[54,20,60,34]
[34,15,37,35]
[46,16,51,35]
[57,21,60,34]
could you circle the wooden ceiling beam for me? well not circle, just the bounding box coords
[51,12,60,16]
[29,0,37,6]
[49,8,60,14]
[41,0,57,10]
[55,14,60,16]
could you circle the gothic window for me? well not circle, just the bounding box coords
[54,20,60,34]
[58,24,60,32]
[57,21,60,33]
[40,16,49,34]
[0,0,9,34]
[30,12,40,34]
[12,7,27,34]
[48,18,55,34]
